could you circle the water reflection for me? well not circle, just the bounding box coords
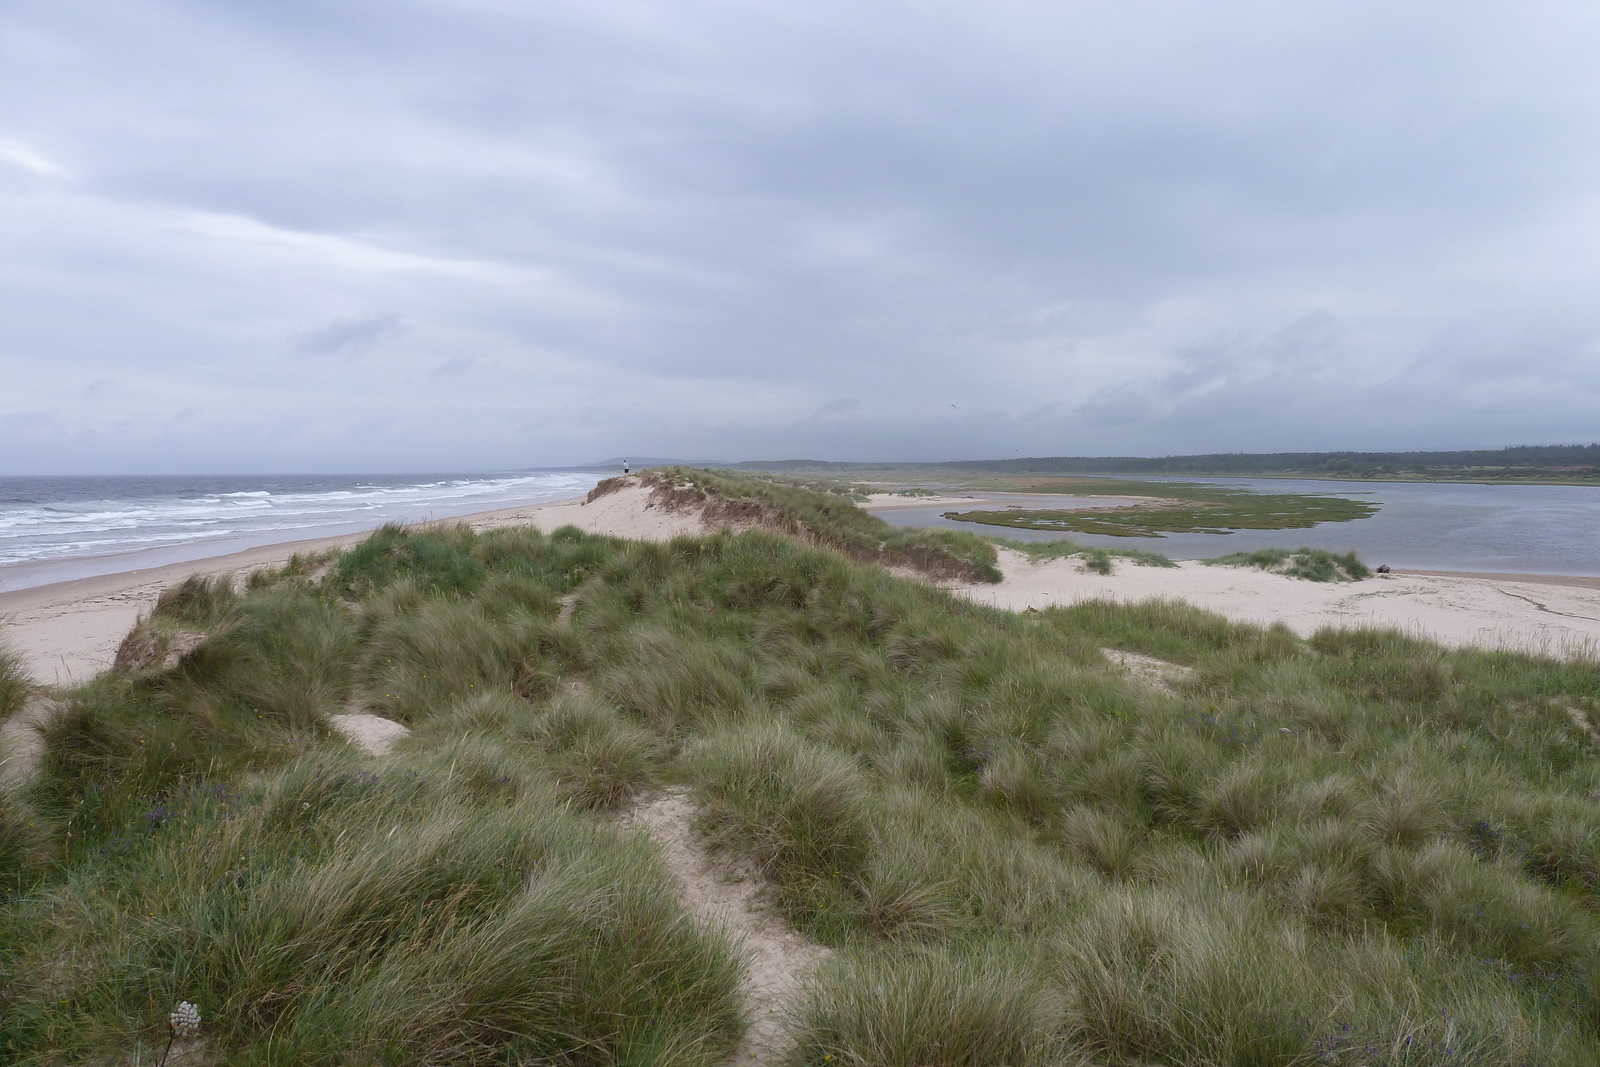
[870,478,1600,576]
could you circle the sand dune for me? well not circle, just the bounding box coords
[3,485,1596,688]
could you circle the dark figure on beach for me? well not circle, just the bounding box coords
[624,461,630,475]
[1376,564,1391,573]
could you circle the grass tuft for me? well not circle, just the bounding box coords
[791,944,1056,1067]
[1204,546,1371,581]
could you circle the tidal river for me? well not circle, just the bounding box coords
[876,478,1600,577]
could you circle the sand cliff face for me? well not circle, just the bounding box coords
[2,486,1598,688]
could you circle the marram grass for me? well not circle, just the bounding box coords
[2,485,1600,1063]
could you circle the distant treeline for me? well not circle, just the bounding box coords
[735,445,1600,479]
[943,445,1600,477]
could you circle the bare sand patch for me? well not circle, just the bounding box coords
[623,792,829,1066]
[0,694,66,790]
[1102,649,1194,693]
[327,712,411,757]
[959,549,1600,658]
[465,482,707,541]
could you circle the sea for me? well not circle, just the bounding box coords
[0,472,600,592]
[876,477,1600,577]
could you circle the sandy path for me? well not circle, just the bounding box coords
[624,793,829,1066]
[0,694,65,790]
[961,549,1600,657]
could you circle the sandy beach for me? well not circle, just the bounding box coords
[0,485,694,686]
[958,548,1600,659]
[3,483,1597,687]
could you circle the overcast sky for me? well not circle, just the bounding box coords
[3,1,1598,473]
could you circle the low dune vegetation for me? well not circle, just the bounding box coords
[992,537,1179,576]
[2,500,1600,1064]
[634,466,1003,582]
[1205,547,1372,582]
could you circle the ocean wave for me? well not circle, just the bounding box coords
[0,472,596,569]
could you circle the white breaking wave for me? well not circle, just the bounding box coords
[0,473,597,569]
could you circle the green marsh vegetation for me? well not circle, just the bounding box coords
[0,489,1599,1063]
[945,480,1379,538]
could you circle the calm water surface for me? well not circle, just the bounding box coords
[878,478,1600,576]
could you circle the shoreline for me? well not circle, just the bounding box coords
[4,489,1598,687]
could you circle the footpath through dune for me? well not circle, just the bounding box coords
[0,693,65,791]
[623,792,829,1067]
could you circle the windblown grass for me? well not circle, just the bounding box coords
[644,466,1002,582]
[4,517,1600,1063]
[991,535,1178,573]
[1205,546,1371,581]
[0,639,27,721]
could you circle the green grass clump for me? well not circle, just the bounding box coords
[989,536,1177,573]
[791,943,1056,1066]
[1205,546,1371,581]
[0,636,48,898]
[5,750,743,1064]
[6,516,1600,1063]
[689,721,872,925]
[0,639,28,720]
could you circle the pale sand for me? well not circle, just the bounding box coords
[458,483,706,541]
[0,531,374,688]
[4,484,1599,688]
[957,549,1600,658]
[623,792,828,1066]
[327,712,411,757]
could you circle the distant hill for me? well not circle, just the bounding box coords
[939,445,1600,479]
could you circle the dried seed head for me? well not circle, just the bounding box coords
[169,1001,201,1038]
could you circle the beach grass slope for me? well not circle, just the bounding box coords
[1,500,1599,1063]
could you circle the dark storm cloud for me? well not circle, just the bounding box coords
[1,0,1598,472]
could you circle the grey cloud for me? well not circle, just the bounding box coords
[814,398,860,417]
[1,1,1598,473]
[431,356,476,376]
[294,313,406,357]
